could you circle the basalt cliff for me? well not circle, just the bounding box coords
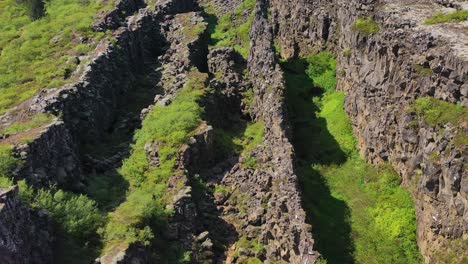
[0,0,466,263]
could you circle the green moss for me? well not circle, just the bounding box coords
[242,155,258,168]
[352,17,380,36]
[453,132,468,147]
[214,184,229,196]
[412,97,467,127]
[414,64,432,76]
[432,238,468,264]
[235,235,265,258]
[237,121,264,154]
[242,88,255,108]
[343,48,351,58]
[206,0,255,58]
[1,113,55,135]
[425,10,468,25]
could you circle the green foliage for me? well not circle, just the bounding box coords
[283,56,421,264]
[352,17,380,35]
[0,0,111,114]
[235,235,265,258]
[17,0,44,19]
[412,97,467,127]
[343,48,351,58]
[207,0,255,58]
[236,121,264,154]
[414,64,432,76]
[305,52,337,92]
[241,88,255,108]
[0,144,18,178]
[1,113,54,135]
[425,10,468,24]
[85,172,128,211]
[242,155,258,168]
[432,238,468,264]
[33,188,103,241]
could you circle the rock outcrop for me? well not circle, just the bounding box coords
[269,0,467,261]
[0,186,53,264]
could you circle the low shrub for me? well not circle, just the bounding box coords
[352,17,380,35]
[412,97,467,127]
[425,10,468,24]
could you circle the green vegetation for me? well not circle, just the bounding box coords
[425,10,468,25]
[0,164,103,264]
[234,235,265,260]
[204,0,255,58]
[412,97,467,127]
[343,48,351,58]
[0,145,18,178]
[432,238,468,264]
[29,187,103,241]
[414,64,433,76]
[0,113,55,135]
[101,71,208,254]
[17,0,44,19]
[283,52,421,264]
[305,52,337,92]
[0,0,111,114]
[352,17,380,36]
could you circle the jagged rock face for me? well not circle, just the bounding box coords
[337,3,467,261]
[0,186,53,264]
[269,0,467,261]
[243,0,318,262]
[14,121,83,190]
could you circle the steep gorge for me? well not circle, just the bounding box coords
[0,0,466,263]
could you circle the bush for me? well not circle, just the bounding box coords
[0,145,18,178]
[425,10,468,25]
[33,188,103,241]
[412,97,467,127]
[352,17,380,35]
[305,51,337,92]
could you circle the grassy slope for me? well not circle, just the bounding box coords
[203,0,255,58]
[0,0,111,115]
[283,53,421,264]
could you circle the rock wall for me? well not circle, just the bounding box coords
[337,3,467,261]
[0,186,53,264]
[245,0,318,262]
[269,0,467,261]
